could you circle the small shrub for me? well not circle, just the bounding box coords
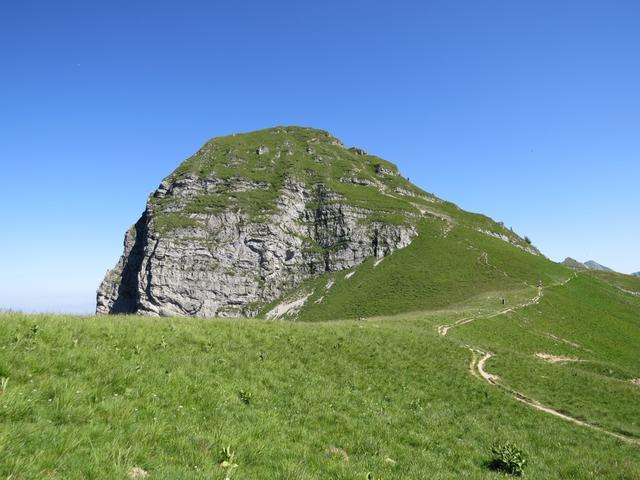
[488,442,527,476]
[238,389,252,405]
[524,236,532,245]
[219,445,238,479]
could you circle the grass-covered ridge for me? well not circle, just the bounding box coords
[149,126,433,227]
[146,126,532,253]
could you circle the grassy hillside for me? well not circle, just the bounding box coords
[584,269,640,294]
[456,275,640,437]
[261,218,566,321]
[1,273,639,478]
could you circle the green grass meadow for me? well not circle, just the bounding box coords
[1,273,639,479]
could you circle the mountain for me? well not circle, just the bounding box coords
[97,126,544,318]
[632,271,640,277]
[561,257,586,269]
[583,260,614,272]
[563,258,615,273]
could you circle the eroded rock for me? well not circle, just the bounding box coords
[97,175,416,318]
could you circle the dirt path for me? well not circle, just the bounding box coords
[469,348,640,446]
[438,287,543,336]
[438,272,579,337]
[455,271,639,446]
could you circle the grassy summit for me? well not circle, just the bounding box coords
[149,126,530,241]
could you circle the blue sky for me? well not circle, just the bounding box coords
[1,1,638,313]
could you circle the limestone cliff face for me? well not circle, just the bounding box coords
[97,174,415,317]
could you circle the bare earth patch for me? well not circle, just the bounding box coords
[128,467,149,478]
[326,446,349,462]
[535,352,581,364]
[265,291,313,319]
[544,332,583,349]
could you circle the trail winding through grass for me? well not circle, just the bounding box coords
[438,272,577,337]
[437,286,543,337]
[469,348,640,446]
[443,272,640,446]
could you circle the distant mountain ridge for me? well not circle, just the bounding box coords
[562,258,616,272]
[562,258,639,277]
[561,257,586,269]
[583,260,614,272]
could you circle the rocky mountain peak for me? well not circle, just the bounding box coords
[97,126,538,318]
[583,260,614,272]
[561,257,586,269]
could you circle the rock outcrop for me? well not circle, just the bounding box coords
[97,127,417,317]
[98,126,537,318]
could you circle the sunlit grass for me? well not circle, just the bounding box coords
[1,291,639,478]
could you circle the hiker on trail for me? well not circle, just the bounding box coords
[501,298,506,305]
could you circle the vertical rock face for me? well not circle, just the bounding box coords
[97,127,418,317]
[97,177,415,317]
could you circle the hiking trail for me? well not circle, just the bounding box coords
[468,347,640,446]
[447,271,639,446]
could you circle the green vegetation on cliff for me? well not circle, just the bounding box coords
[147,127,529,251]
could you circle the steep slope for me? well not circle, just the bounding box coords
[98,126,539,318]
[264,218,565,321]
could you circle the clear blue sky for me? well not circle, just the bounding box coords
[1,1,638,313]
